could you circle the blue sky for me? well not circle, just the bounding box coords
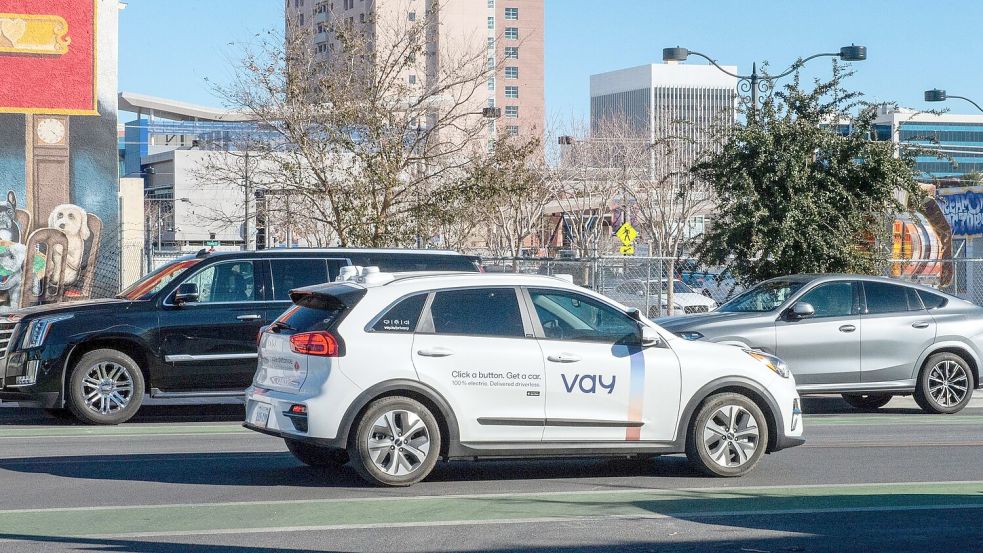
[119,0,983,119]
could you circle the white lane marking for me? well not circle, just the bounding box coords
[0,480,980,515]
[0,432,249,441]
[0,452,287,466]
[4,503,983,541]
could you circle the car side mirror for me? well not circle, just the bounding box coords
[790,302,815,319]
[639,326,664,348]
[173,283,199,305]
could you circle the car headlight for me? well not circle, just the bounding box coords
[21,314,73,349]
[676,331,704,341]
[744,349,790,378]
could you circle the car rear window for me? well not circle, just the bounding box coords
[274,305,344,333]
[274,285,367,333]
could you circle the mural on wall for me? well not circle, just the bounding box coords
[938,186,983,238]
[0,0,117,311]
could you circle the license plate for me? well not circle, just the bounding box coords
[251,403,272,427]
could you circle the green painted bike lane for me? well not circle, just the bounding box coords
[2,482,983,538]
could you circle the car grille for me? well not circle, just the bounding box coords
[0,321,15,358]
[684,305,709,314]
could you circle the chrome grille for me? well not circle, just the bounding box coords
[0,321,16,358]
[684,305,710,314]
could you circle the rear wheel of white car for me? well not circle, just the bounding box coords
[686,392,768,477]
[350,396,441,487]
[285,439,349,468]
[915,353,975,414]
[66,349,144,425]
[841,393,892,411]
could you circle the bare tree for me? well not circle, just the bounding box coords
[211,1,503,248]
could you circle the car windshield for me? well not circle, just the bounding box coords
[717,279,806,313]
[117,258,203,300]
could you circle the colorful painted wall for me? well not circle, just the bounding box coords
[0,0,118,310]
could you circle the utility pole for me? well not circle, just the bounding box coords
[243,149,256,251]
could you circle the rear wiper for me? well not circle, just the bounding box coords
[270,320,296,332]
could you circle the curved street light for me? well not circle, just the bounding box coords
[662,45,867,121]
[924,89,983,113]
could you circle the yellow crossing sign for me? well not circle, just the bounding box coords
[616,222,638,246]
[619,244,635,256]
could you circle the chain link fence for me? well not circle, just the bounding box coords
[483,256,983,315]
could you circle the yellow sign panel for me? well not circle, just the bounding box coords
[619,244,635,256]
[616,222,638,246]
[0,13,70,56]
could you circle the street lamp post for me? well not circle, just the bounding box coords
[662,45,867,121]
[924,89,983,113]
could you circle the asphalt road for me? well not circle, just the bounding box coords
[1,395,982,552]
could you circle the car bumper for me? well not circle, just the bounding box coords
[243,383,356,446]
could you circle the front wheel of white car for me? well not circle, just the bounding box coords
[349,396,441,487]
[686,392,769,477]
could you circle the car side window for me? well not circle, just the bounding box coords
[183,261,256,303]
[529,288,638,343]
[796,281,856,318]
[918,290,948,310]
[271,259,329,301]
[371,294,427,333]
[864,282,921,314]
[429,288,524,338]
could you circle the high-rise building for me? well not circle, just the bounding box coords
[589,61,737,159]
[285,0,545,142]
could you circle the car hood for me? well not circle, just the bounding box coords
[656,310,767,331]
[1,298,138,321]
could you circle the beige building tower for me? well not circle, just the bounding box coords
[285,0,545,143]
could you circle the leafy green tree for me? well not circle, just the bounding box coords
[692,64,922,284]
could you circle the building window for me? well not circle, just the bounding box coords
[504,7,518,19]
[487,98,496,108]
[487,0,495,7]
[487,16,494,29]
[408,11,415,21]
[487,56,495,70]
[505,46,518,59]
[505,105,518,118]
[409,74,417,85]
[487,37,495,49]
[504,27,518,40]
[504,66,518,79]
[298,13,305,25]
[360,12,365,22]
[506,125,519,136]
[487,77,495,91]
[505,85,518,99]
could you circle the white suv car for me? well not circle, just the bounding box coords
[244,270,804,486]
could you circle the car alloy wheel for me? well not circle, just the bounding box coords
[928,360,969,408]
[703,404,760,468]
[367,409,431,476]
[350,396,442,486]
[66,349,145,425]
[80,361,135,416]
[686,392,769,477]
[915,352,976,415]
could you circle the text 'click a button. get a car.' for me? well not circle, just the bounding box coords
[243,266,804,487]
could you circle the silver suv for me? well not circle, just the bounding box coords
[658,274,983,414]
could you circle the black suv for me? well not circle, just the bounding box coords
[0,248,480,424]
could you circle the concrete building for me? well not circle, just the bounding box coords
[286,0,545,142]
[872,104,983,180]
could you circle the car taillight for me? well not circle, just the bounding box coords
[289,331,339,356]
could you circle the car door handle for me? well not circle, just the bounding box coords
[417,347,454,358]
[237,314,262,321]
[912,321,931,329]
[547,353,582,363]
[838,325,856,333]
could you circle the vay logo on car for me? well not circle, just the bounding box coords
[561,373,616,394]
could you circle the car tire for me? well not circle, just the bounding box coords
[841,393,892,411]
[686,392,769,477]
[914,353,975,414]
[349,396,441,487]
[66,349,144,425]
[285,439,349,467]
